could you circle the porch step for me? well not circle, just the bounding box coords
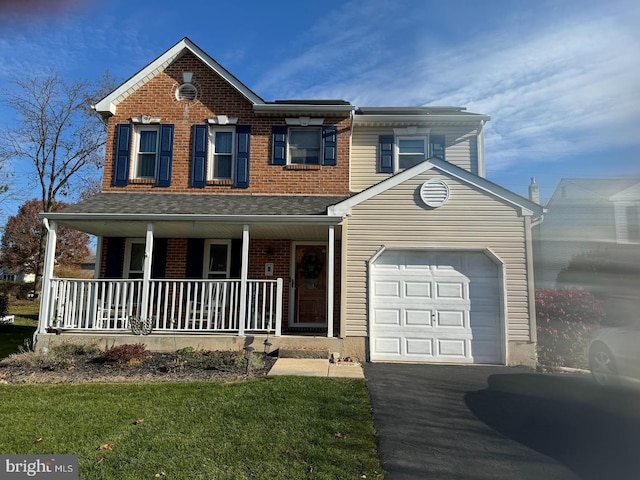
[277,347,330,359]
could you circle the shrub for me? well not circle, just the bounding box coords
[98,344,149,365]
[51,342,101,358]
[536,288,605,369]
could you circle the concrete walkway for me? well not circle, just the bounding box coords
[268,358,364,378]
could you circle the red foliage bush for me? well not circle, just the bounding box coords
[536,289,605,368]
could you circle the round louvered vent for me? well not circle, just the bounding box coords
[176,83,198,101]
[420,179,450,208]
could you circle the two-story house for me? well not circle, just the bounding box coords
[36,38,543,366]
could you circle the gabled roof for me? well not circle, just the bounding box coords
[328,158,544,217]
[93,37,265,115]
[547,178,640,206]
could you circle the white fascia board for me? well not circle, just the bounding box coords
[253,104,355,115]
[41,212,344,225]
[328,161,436,216]
[428,158,544,216]
[328,158,545,217]
[93,38,264,115]
[609,182,640,201]
[352,114,490,125]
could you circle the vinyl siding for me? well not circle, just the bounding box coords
[344,169,532,342]
[350,126,479,192]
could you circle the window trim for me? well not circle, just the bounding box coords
[288,127,322,166]
[124,238,146,279]
[203,240,232,279]
[132,126,159,180]
[208,127,236,181]
[395,135,427,172]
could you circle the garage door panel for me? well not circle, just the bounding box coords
[373,337,401,355]
[436,310,466,327]
[437,338,468,357]
[435,282,466,299]
[374,280,400,297]
[405,281,431,298]
[405,338,434,356]
[374,309,401,325]
[405,309,433,326]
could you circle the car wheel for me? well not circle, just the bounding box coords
[589,343,618,386]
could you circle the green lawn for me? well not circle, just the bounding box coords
[0,300,39,359]
[0,377,383,479]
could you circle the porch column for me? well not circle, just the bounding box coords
[238,224,250,336]
[38,220,57,333]
[140,223,154,321]
[327,225,335,338]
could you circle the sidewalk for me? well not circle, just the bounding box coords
[268,358,365,378]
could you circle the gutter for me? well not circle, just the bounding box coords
[40,212,345,225]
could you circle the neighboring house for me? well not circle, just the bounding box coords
[532,178,640,287]
[532,178,640,323]
[0,268,35,283]
[36,37,543,366]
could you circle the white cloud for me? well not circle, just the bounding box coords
[255,0,640,173]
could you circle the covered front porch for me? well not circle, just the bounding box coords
[37,193,347,342]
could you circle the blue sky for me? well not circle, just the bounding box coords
[0,0,639,222]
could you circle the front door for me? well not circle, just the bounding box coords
[292,244,327,326]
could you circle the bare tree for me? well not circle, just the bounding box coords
[0,70,117,286]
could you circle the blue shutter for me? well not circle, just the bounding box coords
[271,126,287,165]
[430,135,445,160]
[234,125,250,188]
[156,124,174,187]
[113,124,132,186]
[191,124,208,188]
[322,125,337,166]
[378,135,394,173]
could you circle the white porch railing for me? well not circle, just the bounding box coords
[45,278,283,335]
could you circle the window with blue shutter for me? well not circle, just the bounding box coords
[271,126,287,165]
[322,125,337,166]
[378,135,394,173]
[155,124,174,187]
[191,124,208,188]
[113,124,132,186]
[234,125,250,188]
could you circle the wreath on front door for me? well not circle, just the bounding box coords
[299,251,323,289]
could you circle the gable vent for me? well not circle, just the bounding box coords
[420,179,450,208]
[176,83,198,102]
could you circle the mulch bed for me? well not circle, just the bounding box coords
[0,351,277,385]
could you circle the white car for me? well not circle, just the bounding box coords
[589,323,640,386]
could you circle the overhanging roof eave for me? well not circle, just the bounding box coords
[41,212,345,225]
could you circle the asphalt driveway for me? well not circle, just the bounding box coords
[364,363,640,480]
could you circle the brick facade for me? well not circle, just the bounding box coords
[102,51,351,195]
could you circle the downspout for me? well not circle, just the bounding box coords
[525,211,544,347]
[477,120,487,178]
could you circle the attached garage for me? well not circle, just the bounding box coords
[369,249,504,364]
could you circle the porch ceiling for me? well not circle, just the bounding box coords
[54,219,341,240]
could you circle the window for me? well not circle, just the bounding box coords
[378,133,446,174]
[289,128,321,165]
[113,123,174,187]
[271,125,337,167]
[134,127,159,179]
[396,137,426,170]
[209,129,235,180]
[124,239,145,279]
[203,240,231,279]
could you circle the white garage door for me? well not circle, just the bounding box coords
[370,250,503,364]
